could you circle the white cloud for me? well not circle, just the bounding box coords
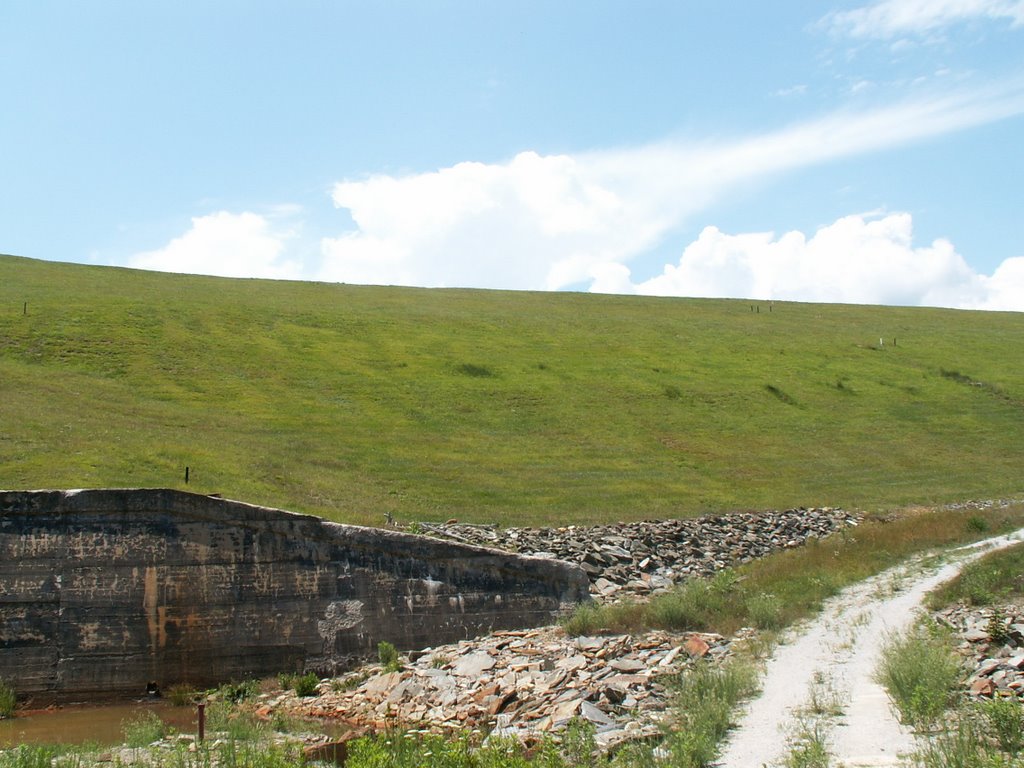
[319,151,660,290]
[628,212,991,308]
[825,0,1024,39]
[601,211,1024,312]
[319,82,1024,293]
[972,256,1024,310]
[129,211,300,279]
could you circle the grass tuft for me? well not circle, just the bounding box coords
[875,619,961,730]
[665,660,759,768]
[0,680,14,719]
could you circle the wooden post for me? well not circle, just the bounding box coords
[185,466,190,484]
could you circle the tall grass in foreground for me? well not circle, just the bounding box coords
[563,505,1024,637]
[874,619,961,730]
[663,660,760,768]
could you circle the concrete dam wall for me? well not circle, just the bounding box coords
[0,489,589,700]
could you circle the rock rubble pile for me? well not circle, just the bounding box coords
[260,627,735,751]
[937,603,1024,698]
[416,507,857,599]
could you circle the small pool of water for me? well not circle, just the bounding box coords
[0,701,198,748]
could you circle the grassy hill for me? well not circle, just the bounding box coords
[1,253,1022,527]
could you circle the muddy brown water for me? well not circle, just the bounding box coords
[0,701,197,747]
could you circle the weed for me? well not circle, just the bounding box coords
[980,697,1024,756]
[908,715,994,768]
[561,719,598,767]
[431,653,451,669]
[0,680,15,718]
[217,679,260,703]
[564,507,1024,639]
[875,619,961,730]
[205,701,266,741]
[121,710,167,747]
[782,717,831,768]
[167,683,200,706]
[665,659,759,768]
[988,608,1011,645]
[745,592,783,630]
[804,672,844,718]
[0,746,64,768]
[663,385,682,400]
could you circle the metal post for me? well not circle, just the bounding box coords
[197,701,206,742]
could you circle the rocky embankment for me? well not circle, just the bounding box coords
[414,507,858,600]
[938,603,1024,698]
[247,507,857,746]
[260,627,739,752]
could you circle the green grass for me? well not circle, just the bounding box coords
[927,540,1024,608]
[563,504,1024,637]
[2,253,1024,525]
[665,660,760,768]
[875,618,962,730]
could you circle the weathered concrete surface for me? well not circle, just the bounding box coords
[0,489,589,700]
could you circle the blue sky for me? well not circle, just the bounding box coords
[2,1,1023,309]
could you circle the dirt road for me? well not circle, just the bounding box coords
[717,527,1024,768]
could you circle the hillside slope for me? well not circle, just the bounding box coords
[1,254,1021,526]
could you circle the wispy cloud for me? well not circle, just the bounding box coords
[824,0,1024,39]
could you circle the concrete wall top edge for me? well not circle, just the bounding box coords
[0,488,588,585]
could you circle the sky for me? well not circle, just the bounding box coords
[2,1,1023,310]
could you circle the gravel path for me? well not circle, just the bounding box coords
[716,527,1024,768]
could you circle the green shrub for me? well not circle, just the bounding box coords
[988,608,1011,645]
[377,641,402,672]
[966,515,989,533]
[292,672,320,697]
[0,679,15,719]
[980,696,1024,756]
[167,683,200,707]
[875,619,961,730]
[218,679,260,703]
